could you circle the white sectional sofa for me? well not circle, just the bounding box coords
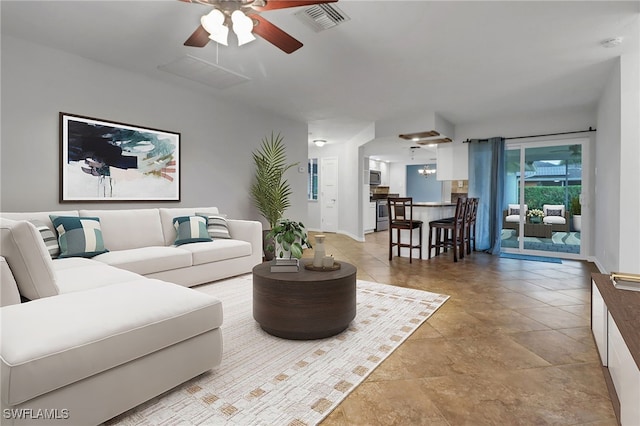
[0,207,262,425]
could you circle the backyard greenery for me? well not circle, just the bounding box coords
[523,185,581,210]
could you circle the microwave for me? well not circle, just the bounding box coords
[369,170,381,186]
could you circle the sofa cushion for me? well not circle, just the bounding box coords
[173,216,212,246]
[51,258,145,293]
[0,218,59,300]
[180,239,252,265]
[79,209,164,251]
[51,216,109,258]
[159,207,219,246]
[28,220,60,259]
[0,279,223,406]
[93,246,192,275]
[197,212,232,239]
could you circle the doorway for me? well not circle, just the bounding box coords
[503,140,585,257]
[320,157,339,232]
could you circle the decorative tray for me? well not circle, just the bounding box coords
[610,272,640,292]
[304,262,341,272]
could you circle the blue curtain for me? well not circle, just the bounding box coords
[468,137,505,255]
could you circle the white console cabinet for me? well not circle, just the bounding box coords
[591,274,640,425]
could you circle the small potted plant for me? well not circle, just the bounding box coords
[570,196,582,232]
[527,208,545,223]
[265,219,311,259]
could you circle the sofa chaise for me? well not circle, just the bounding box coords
[0,207,262,425]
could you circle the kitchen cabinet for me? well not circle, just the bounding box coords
[591,273,640,425]
[364,202,376,233]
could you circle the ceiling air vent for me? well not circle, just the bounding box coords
[295,3,349,32]
[158,55,250,90]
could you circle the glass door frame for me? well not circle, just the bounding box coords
[503,137,589,260]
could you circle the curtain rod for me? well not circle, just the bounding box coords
[463,127,596,143]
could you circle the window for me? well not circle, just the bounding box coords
[308,158,318,201]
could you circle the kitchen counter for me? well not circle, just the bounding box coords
[413,202,457,207]
[391,202,456,260]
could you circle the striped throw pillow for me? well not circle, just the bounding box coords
[196,213,232,239]
[50,216,109,258]
[173,216,212,246]
[29,220,60,259]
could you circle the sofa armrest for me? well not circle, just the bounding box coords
[1,256,21,307]
[227,219,263,257]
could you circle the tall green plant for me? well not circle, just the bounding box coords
[250,133,298,229]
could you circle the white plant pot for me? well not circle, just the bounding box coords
[572,215,582,232]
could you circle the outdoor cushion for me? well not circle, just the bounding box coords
[542,204,565,217]
[543,215,566,225]
[0,279,223,406]
[506,204,528,222]
[93,246,192,275]
[179,239,252,265]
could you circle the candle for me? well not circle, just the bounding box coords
[322,255,334,268]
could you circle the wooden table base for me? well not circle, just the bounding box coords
[252,259,357,340]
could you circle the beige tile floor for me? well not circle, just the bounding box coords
[304,231,617,426]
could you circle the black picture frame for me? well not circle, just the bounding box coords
[60,112,180,202]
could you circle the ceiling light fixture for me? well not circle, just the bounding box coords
[201,8,256,47]
[418,164,436,178]
[231,10,256,46]
[601,37,623,48]
[313,139,326,147]
[201,9,229,46]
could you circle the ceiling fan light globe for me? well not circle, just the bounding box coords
[231,10,256,46]
[202,9,229,46]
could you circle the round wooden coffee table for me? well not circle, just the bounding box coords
[252,259,357,340]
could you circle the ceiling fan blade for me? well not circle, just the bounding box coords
[251,15,303,54]
[253,0,337,12]
[184,25,210,47]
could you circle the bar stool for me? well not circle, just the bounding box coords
[428,197,466,262]
[465,198,479,254]
[388,197,423,263]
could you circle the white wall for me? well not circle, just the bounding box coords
[618,52,640,272]
[595,59,622,272]
[0,36,308,227]
[595,53,640,273]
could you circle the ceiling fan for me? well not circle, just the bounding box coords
[180,0,338,54]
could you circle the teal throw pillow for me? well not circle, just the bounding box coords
[173,215,212,246]
[50,216,109,258]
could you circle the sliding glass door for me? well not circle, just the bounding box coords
[503,140,584,257]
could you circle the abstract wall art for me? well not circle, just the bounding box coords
[60,113,180,202]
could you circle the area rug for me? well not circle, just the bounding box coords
[500,252,562,264]
[105,274,448,426]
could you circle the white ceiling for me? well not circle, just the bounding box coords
[2,1,638,163]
